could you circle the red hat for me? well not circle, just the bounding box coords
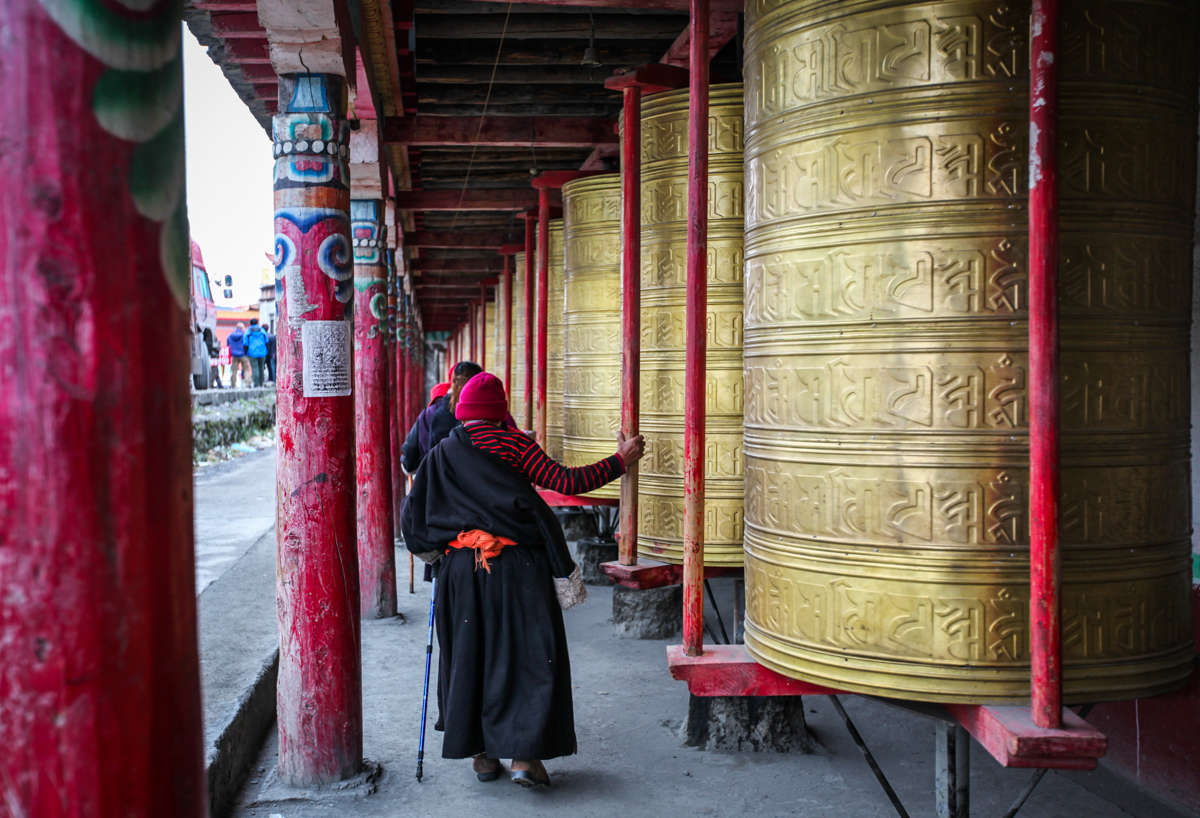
[429,382,451,405]
[455,372,507,422]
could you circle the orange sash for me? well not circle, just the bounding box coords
[448,529,517,573]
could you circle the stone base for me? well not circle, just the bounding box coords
[612,584,682,639]
[556,508,599,541]
[684,695,817,753]
[575,537,619,585]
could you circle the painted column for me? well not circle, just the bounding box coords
[272,73,362,785]
[352,199,396,619]
[524,215,536,429]
[0,0,205,813]
[536,190,550,447]
[388,254,403,531]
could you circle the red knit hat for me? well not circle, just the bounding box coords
[429,382,451,405]
[455,372,508,422]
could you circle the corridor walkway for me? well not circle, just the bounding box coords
[230,566,1183,818]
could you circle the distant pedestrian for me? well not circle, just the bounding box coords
[246,319,268,387]
[401,362,484,473]
[228,323,251,388]
[218,343,232,388]
[266,325,277,383]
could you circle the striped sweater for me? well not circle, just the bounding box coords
[465,423,623,496]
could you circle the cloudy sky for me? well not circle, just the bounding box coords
[183,24,275,307]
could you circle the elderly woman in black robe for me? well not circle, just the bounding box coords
[401,372,644,787]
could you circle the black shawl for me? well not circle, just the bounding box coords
[400,425,574,578]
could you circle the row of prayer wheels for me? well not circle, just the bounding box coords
[487,0,1196,704]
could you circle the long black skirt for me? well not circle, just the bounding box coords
[435,545,577,760]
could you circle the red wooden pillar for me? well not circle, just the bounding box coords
[273,73,362,785]
[523,213,536,430]
[1029,0,1062,729]
[500,248,519,397]
[0,1,206,813]
[351,199,396,619]
[388,254,404,529]
[536,188,551,446]
[472,280,482,369]
[682,0,710,658]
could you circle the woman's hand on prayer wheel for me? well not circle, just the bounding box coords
[616,433,645,468]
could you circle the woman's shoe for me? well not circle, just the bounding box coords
[510,760,551,788]
[472,754,502,782]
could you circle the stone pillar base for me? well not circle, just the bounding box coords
[575,537,619,585]
[684,695,817,753]
[612,585,682,639]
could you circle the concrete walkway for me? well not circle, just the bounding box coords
[194,446,276,594]
[228,566,1186,818]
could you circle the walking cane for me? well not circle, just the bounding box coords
[416,575,437,782]
[407,475,415,594]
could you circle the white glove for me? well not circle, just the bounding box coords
[554,563,588,611]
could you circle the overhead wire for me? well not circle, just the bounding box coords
[432,0,516,344]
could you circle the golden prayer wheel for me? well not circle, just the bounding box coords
[637,83,746,566]
[741,0,1197,703]
[545,219,566,461]
[510,251,528,429]
[562,174,622,498]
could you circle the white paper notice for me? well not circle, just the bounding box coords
[301,320,352,397]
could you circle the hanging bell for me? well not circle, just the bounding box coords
[581,46,602,69]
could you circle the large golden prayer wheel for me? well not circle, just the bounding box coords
[510,251,528,428]
[562,174,622,498]
[742,0,1197,703]
[545,219,566,461]
[638,84,746,566]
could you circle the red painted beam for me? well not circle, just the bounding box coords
[384,116,618,148]
[601,557,739,589]
[394,189,544,211]
[1029,0,1062,731]
[531,169,609,189]
[681,0,709,658]
[223,38,271,63]
[411,258,503,272]
[499,243,524,254]
[605,62,689,93]
[238,63,279,82]
[660,12,738,68]
[537,489,619,508]
[579,146,618,170]
[946,705,1105,770]
[668,645,844,698]
[209,12,267,37]
[404,231,510,248]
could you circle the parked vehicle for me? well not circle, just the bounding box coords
[190,240,219,390]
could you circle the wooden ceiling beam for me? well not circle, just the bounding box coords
[415,13,688,39]
[384,116,617,147]
[208,12,267,37]
[405,231,511,248]
[413,258,504,272]
[415,40,671,66]
[660,11,740,68]
[395,189,551,211]
[222,39,271,63]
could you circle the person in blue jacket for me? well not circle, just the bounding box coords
[246,319,268,387]
[227,322,250,388]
